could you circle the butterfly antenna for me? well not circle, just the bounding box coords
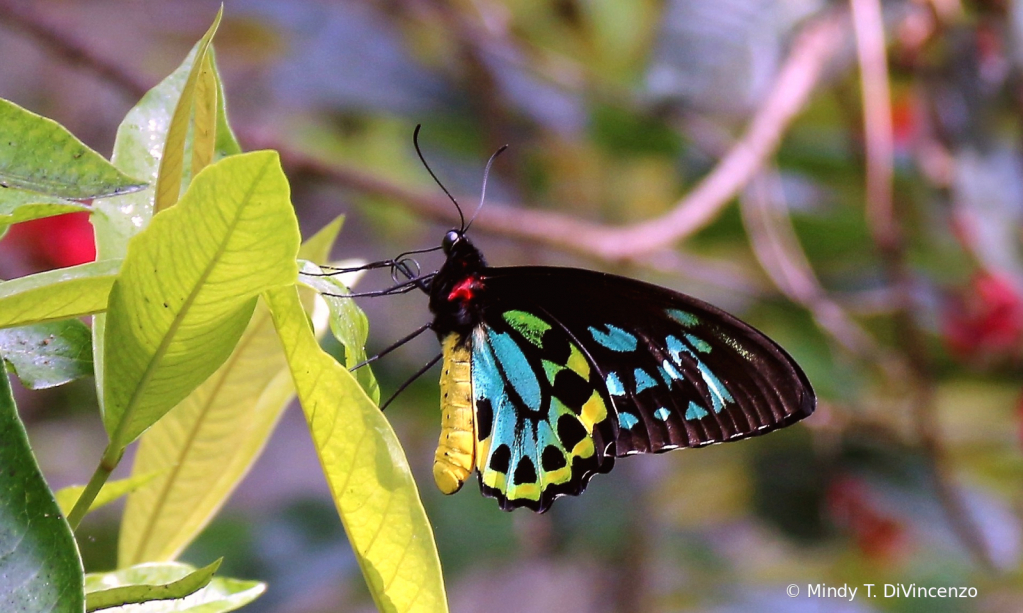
[414,124,466,231]
[465,143,508,233]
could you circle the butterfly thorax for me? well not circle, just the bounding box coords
[429,232,488,339]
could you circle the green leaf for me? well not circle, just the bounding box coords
[86,559,219,611]
[55,470,162,517]
[91,24,239,416]
[298,260,379,403]
[0,359,84,612]
[0,319,93,389]
[0,259,121,328]
[85,561,262,613]
[0,98,145,199]
[154,7,223,215]
[211,52,241,159]
[191,52,218,180]
[90,43,191,418]
[119,218,344,566]
[265,284,448,613]
[102,151,299,448]
[0,187,91,234]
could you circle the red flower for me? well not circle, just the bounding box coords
[891,93,916,155]
[827,476,909,563]
[941,272,1023,359]
[3,211,96,269]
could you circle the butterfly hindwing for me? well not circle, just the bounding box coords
[469,308,615,512]
[480,267,815,457]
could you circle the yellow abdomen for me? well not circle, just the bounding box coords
[433,334,475,494]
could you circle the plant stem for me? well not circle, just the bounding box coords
[66,442,122,531]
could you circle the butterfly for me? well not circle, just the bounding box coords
[423,237,815,513]
[357,129,815,513]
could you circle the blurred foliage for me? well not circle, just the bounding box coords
[4,0,1023,611]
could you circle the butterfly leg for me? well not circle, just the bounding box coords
[379,353,442,411]
[350,322,433,371]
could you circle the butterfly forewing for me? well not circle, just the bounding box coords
[480,267,815,457]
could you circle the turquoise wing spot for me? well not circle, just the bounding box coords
[701,365,733,413]
[473,330,518,463]
[506,424,538,493]
[656,365,674,385]
[606,372,626,396]
[667,309,699,327]
[633,368,658,393]
[618,411,639,429]
[588,324,638,352]
[666,334,733,413]
[488,330,541,411]
[653,407,671,421]
[685,333,712,354]
[666,335,689,364]
[685,402,709,420]
[661,360,682,381]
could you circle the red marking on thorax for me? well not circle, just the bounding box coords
[449,276,480,303]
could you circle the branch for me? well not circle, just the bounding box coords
[741,170,898,365]
[0,0,150,100]
[850,0,995,571]
[589,10,848,259]
[258,136,772,296]
[259,10,850,265]
[2,1,847,271]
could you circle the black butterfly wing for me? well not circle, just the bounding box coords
[480,266,816,457]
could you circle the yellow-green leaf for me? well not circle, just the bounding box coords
[0,98,145,199]
[0,187,90,235]
[102,151,299,448]
[265,284,447,613]
[0,260,121,329]
[92,28,239,413]
[55,471,161,517]
[298,261,379,403]
[191,52,218,179]
[212,50,241,159]
[153,7,223,214]
[85,561,262,613]
[119,218,345,566]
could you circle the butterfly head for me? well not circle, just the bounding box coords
[429,229,488,335]
[442,229,462,254]
[439,229,485,267]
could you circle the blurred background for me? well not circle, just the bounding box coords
[2,0,1023,611]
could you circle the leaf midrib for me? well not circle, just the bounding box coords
[126,306,271,564]
[110,157,272,450]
